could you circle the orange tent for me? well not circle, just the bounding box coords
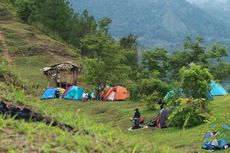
[104,86,129,101]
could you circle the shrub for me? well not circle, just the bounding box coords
[138,77,170,97]
[180,63,213,99]
[17,1,34,22]
[168,98,209,128]
[140,92,160,110]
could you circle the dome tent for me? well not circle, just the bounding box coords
[104,86,129,101]
[62,86,84,100]
[164,81,228,100]
[41,88,57,99]
[210,81,228,96]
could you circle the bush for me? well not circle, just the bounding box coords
[180,63,213,99]
[168,98,209,128]
[140,92,160,110]
[138,77,170,97]
[17,1,34,22]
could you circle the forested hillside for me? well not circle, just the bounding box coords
[71,0,230,61]
[187,0,230,27]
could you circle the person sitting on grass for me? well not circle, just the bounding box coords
[55,89,60,98]
[98,91,105,101]
[157,103,169,129]
[82,91,89,102]
[129,108,141,129]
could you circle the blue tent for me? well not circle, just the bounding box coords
[164,89,184,100]
[63,86,84,100]
[164,81,228,100]
[210,81,228,96]
[41,88,57,99]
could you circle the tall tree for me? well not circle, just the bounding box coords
[180,63,213,99]
[120,34,138,69]
[82,33,131,86]
[142,48,169,79]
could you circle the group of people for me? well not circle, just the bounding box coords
[129,99,169,130]
[81,90,105,102]
[82,82,109,102]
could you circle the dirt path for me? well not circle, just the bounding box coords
[0,31,13,66]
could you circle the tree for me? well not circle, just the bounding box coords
[142,48,169,78]
[82,33,131,86]
[209,62,230,82]
[120,34,138,69]
[183,37,208,66]
[36,0,74,34]
[17,0,34,22]
[180,63,213,99]
[169,50,192,79]
[168,98,209,128]
[120,34,138,50]
[98,17,112,33]
[14,0,98,48]
[208,43,228,63]
[169,37,228,82]
[80,33,115,58]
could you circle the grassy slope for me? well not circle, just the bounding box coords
[0,2,82,89]
[32,95,230,153]
[0,82,167,153]
[0,1,229,153]
[0,2,160,153]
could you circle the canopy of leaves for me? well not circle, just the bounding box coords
[180,63,213,99]
[169,37,229,81]
[142,48,169,79]
[168,98,209,128]
[82,33,131,86]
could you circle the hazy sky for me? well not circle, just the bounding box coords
[187,0,228,4]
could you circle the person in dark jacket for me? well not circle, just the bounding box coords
[55,89,60,98]
[158,103,169,128]
[130,108,141,129]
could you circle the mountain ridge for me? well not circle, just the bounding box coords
[71,0,230,59]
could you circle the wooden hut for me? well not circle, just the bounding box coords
[42,62,82,89]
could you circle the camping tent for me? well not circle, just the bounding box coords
[164,89,184,100]
[164,81,228,100]
[210,81,228,96]
[104,86,129,101]
[63,86,84,100]
[62,85,73,97]
[41,88,57,99]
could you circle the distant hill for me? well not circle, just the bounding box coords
[71,0,230,60]
[187,0,230,29]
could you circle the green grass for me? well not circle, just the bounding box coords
[27,95,230,153]
[1,76,229,153]
[0,7,83,89]
[0,82,165,153]
[13,55,60,88]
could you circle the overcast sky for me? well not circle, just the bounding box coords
[187,0,228,4]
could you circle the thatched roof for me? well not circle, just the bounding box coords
[42,61,82,72]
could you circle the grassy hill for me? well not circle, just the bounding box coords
[0,2,152,153]
[0,2,81,88]
[0,2,160,153]
[1,86,229,152]
[0,1,229,153]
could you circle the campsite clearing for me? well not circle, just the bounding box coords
[26,94,230,153]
